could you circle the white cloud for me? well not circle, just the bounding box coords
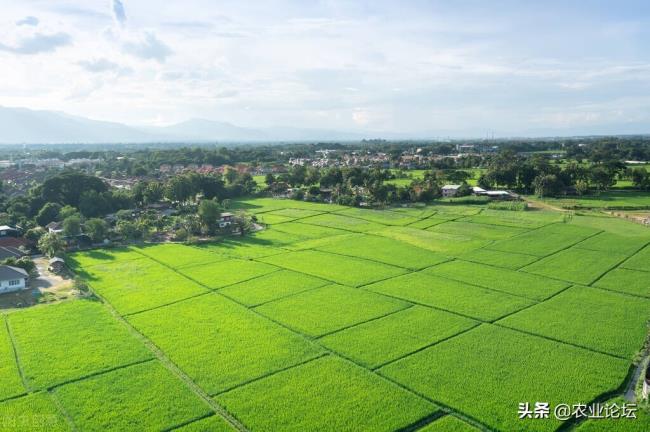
[122,32,172,63]
[0,32,71,55]
[112,0,127,26]
[16,16,39,26]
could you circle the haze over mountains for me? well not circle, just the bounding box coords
[0,106,648,144]
[0,106,375,144]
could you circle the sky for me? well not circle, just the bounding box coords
[1,0,650,136]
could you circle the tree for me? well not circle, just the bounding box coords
[456,182,472,197]
[589,166,616,192]
[533,174,563,197]
[575,179,589,196]
[165,176,196,203]
[116,220,142,241]
[38,232,65,257]
[58,205,79,220]
[198,199,221,234]
[62,216,82,237]
[264,173,276,187]
[36,202,62,226]
[85,218,108,243]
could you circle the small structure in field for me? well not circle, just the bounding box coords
[48,257,66,274]
[0,225,20,238]
[0,265,29,293]
[219,212,234,228]
[442,185,461,197]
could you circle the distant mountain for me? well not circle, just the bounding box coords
[0,107,377,144]
[0,106,160,144]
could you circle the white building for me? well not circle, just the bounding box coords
[0,266,28,294]
[442,184,461,197]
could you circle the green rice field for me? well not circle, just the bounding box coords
[2,197,649,431]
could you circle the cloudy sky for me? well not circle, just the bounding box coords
[1,0,650,136]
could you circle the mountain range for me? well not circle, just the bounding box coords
[0,106,377,144]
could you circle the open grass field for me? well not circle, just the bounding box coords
[534,191,650,210]
[5,196,650,431]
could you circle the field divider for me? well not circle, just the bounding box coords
[371,323,482,371]
[4,315,31,393]
[493,323,629,361]
[585,284,650,300]
[162,412,216,432]
[122,291,213,318]
[309,248,416,271]
[46,358,156,392]
[314,304,415,340]
[588,243,650,286]
[395,411,446,432]
[47,389,79,432]
[211,353,329,397]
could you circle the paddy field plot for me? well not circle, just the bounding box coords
[497,285,650,358]
[427,220,528,240]
[0,317,24,401]
[594,268,650,297]
[0,393,69,431]
[258,250,407,286]
[319,305,477,368]
[365,271,534,321]
[263,208,324,219]
[316,234,449,269]
[218,269,329,306]
[255,284,410,337]
[574,231,648,255]
[7,300,151,389]
[79,257,207,315]
[127,294,322,394]
[66,247,144,269]
[621,245,650,272]
[457,209,562,228]
[54,361,212,432]
[269,221,350,240]
[333,207,420,225]
[255,212,295,224]
[371,226,491,256]
[457,248,539,270]
[216,355,437,432]
[178,258,278,289]
[195,237,285,259]
[301,213,386,232]
[424,260,569,300]
[134,243,227,269]
[486,222,600,257]
[406,216,450,229]
[575,396,650,432]
[521,247,627,285]
[380,325,629,432]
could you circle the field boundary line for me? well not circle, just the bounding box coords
[122,291,213,318]
[242,280,332,308]
[588,243,650,286]
[46,358,156,391]
[162,412,216,432]
[314,304,415,340]
[585,283,650,300]
[211,353,329,397]
[395,411,446,432]
[4,315,31,393]
[47,389,79,432]
[372,323,481,371]
[310,247,439,272]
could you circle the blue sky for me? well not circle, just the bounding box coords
[1,0,649,136]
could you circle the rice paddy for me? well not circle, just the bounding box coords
[4,197,649,431]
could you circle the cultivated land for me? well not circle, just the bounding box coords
[2,197,649,431]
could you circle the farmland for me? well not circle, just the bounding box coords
[2,196,649,431]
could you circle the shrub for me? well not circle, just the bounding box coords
[487,201,527,211]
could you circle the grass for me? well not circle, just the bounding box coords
[522,247,627,285]
[537,191,650,209]
[216,355,437,432]
[173,415,235,432]
[178,259,278,289]
[406,217,451,229]
[621,245,650,272]
[371,226,491,256]
[320,306,477,368]
[0,317,24,401]
[54,361,212,432]
[8,300,151,389]
[594,268,650,297]
[258,250,407,287]
[127,294,323,394]
[487,201,527,211]
[487,222,600,257]
[365,272,534,321]
[195,238,285,259]
[380,324,630,432]
[316,234,450,270]
[256,213,295,224]
[135,244,227,269]
[497,286,650,358]
[79,258,207,315]
[301,213,386,232]
[427,221,527,240]
[457,248,540,270]
[458,209,562,228]
[264,208,324,219]
[268,221,350,239]
[255,284,410,337]
[424,260,569,300]
[218,270,329,306]
[0,393,69,431]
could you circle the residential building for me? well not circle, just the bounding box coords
[0,265,28,294]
